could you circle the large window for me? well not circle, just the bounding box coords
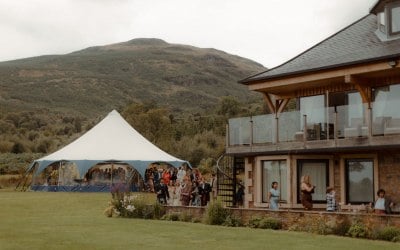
[373,84,400,135]
[297,160,329,202]
[390,5,400,35]
[262,160,287,203]
[300,95,325,128]
[346,159,374,204]
[347,92,364,125]
[374,84,400,119]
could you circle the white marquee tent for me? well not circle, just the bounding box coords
[26,110,190,191]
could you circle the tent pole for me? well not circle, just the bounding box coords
[111,163,114,189]
[58,161,62,187]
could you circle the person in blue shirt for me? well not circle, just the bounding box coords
[268,181,280,210]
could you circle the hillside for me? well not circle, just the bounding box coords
[0,38,265,118]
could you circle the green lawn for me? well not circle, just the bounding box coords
[0,190,398,250]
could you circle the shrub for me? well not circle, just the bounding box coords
[314,218,334,235]
[222,214,243,227]
[161,212,180,221]
[248,217,281,230]
[374,227,400,242]
[152,202,165,219]
[347,223,369,238]
[248,217,262,228]
[160,212,192,222]
[179,211,193,222]
[204,200,229,225]
[191,217,202,223]
[392,236,400,242]
[258,217,282,230]
[332,220,351,236]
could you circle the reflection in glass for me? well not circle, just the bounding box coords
[346,159,374,203]
[300,95,325,128]
[391,6,400,33]
[374,84,400,118]
[229,117,251,145]
[252,114,275,144]
[373,84,400,135]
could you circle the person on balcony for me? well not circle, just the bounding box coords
[268,181,280,210]
[300,175,315,210]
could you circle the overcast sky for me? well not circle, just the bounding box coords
[0,0,377,68]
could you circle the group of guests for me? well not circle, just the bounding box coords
[268,174,396,214]
[148,166,218,207]
[86,167,126,184]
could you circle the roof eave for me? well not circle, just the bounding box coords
[370,0,384,14]
[239,54,400,85]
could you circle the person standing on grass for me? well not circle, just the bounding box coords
[155,179,169,205]
[177,166,186,183]
[236,180,245,207]
[162,169,171,186]
[180,176,192,206]
[300,175,315,210]
[268,181,280,210]
[211,173,218,201]
[198,177,211,206]
[169,181,182,206]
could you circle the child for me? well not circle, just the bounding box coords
[373,189,394,214]
[326,186,337,212]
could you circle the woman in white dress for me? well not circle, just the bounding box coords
[170,181,182,206]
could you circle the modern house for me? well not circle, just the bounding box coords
[225,0,400,210]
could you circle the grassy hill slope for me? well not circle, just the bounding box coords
[0,38,265,118]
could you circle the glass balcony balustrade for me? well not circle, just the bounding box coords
[227,103,398,146]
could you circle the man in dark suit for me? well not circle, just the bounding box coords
[155,179,169,205]
[198,178,211,206]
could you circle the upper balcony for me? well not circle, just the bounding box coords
[226,102,400,155]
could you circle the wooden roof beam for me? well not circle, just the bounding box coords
[276,98,290,116]
[248,61,399,92]
[262,93,276,114]
[345,75,372,107]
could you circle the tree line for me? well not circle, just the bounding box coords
[0,96,264,174]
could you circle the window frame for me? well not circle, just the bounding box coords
[261,160,287,203]
[296,159,329,204]
[388,2,400,36]
[377,12,387,34]
[345,158,375,204]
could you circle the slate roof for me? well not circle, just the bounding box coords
[240,14,400,84]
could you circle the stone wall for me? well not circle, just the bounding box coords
[378,151,400,201]
[165,206,400,230]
